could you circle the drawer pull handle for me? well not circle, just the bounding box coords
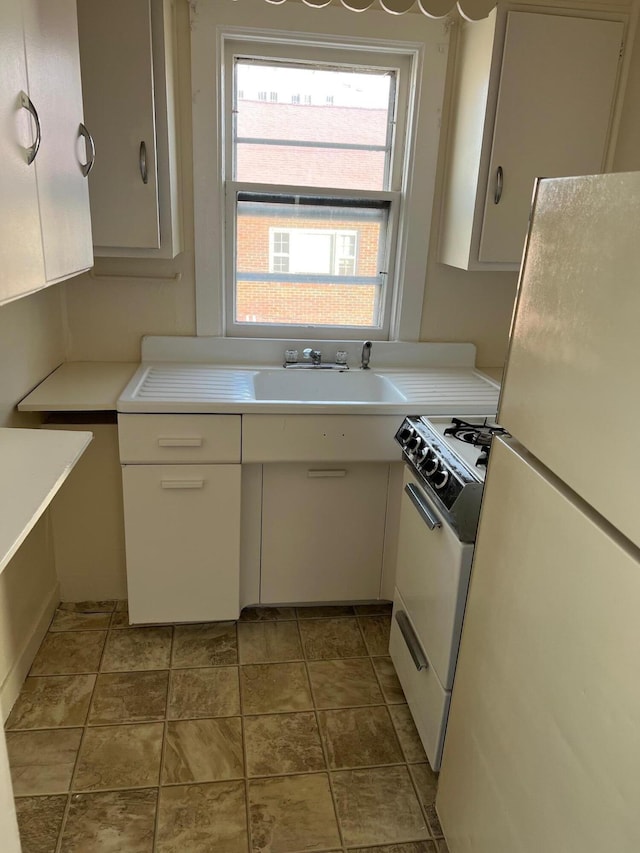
[307,469,347,478]
[158,438,203,447]
[396,610,429,672]
[405,483,442,530]
[161,479,204,490]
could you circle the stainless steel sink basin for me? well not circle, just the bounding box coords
[252,369,407,404]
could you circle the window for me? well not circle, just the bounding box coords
[227,49,404,336]
[191,2,449,340]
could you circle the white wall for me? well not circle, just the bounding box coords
[60,0,640,370]
[0,285,66,716]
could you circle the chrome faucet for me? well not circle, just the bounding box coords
[303,347,322,366]
[361,340,372,370]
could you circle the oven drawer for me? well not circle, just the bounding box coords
[390,592,450,771]
[395,468,474,690]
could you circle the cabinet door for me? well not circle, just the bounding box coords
[23,0,93,282]
[122,464,241,623]
[77,0,160,248]
[478,12,623,264]
[0,0,45,305]
[261,463,388,604]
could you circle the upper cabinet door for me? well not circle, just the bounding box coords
[77,0,161,249]
[438,8,626,272]
[478,12,623,264]
[0,0,45,305]
[23,0,94,282]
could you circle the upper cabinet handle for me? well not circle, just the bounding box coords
[139,140,148,184]
[494,165,504,205]
[20,91,41,165]
[78,123,95,177]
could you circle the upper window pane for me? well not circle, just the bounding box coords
[234,60,394,190]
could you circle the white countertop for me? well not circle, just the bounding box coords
[18,362,137,411]
[0,428,92,574]
[16,356,502,417]
[118,363,500,415]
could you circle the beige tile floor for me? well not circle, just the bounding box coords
[5,601,449,853]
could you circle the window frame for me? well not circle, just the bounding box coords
[190,0,450,341]
[225,42,406,339]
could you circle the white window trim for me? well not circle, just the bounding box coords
[190,0,450,341]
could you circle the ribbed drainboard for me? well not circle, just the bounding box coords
[388,369,499,407]
[134,366,254,401]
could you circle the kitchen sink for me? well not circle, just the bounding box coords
[252,368,407,404]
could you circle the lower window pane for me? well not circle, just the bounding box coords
[235,195,388,328]
[236,280,380,327]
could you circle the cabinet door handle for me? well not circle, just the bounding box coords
[20,91,41,165]
[139,140,148,184]
[161,479,204,489]
[307,469,347,478]
[395,610,429,672]
[78,123,95,176]
[494,165,503,204]
[157,438,203,447]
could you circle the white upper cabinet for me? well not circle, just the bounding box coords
[1,0,92,306]
[439,8,625,271]
[77,0,182,258]
[23,0,93,283]
[0,0,45,305]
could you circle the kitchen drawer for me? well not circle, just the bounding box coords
[389,592,450,771]
[243,415,403,462]
[118,414,241,463]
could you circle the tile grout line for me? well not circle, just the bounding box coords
[231,619,254,853]
[53,603,114,853]
[300,622,348,853]
[151,623,175,853]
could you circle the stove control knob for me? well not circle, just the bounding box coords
[397,425,414,445]
[432,466,450,491]
[416,445,430,463]
[421,451,439,476]
[406,435,422,452]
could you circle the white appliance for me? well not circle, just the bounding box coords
[391,414,505,769]
[436,171,640,852]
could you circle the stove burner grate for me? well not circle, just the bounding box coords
[443,418,509,467]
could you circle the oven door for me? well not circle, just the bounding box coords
[394,467,474,691]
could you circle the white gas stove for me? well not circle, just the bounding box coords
[390,413,507,770]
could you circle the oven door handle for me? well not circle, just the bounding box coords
[405,483,442,531]
[395,610,429,672]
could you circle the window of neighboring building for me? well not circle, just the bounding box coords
[190,2,449,340]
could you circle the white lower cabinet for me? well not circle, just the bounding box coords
[121,463,241,624]
[260,463,389,604]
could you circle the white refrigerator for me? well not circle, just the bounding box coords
[436,171,640,852]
